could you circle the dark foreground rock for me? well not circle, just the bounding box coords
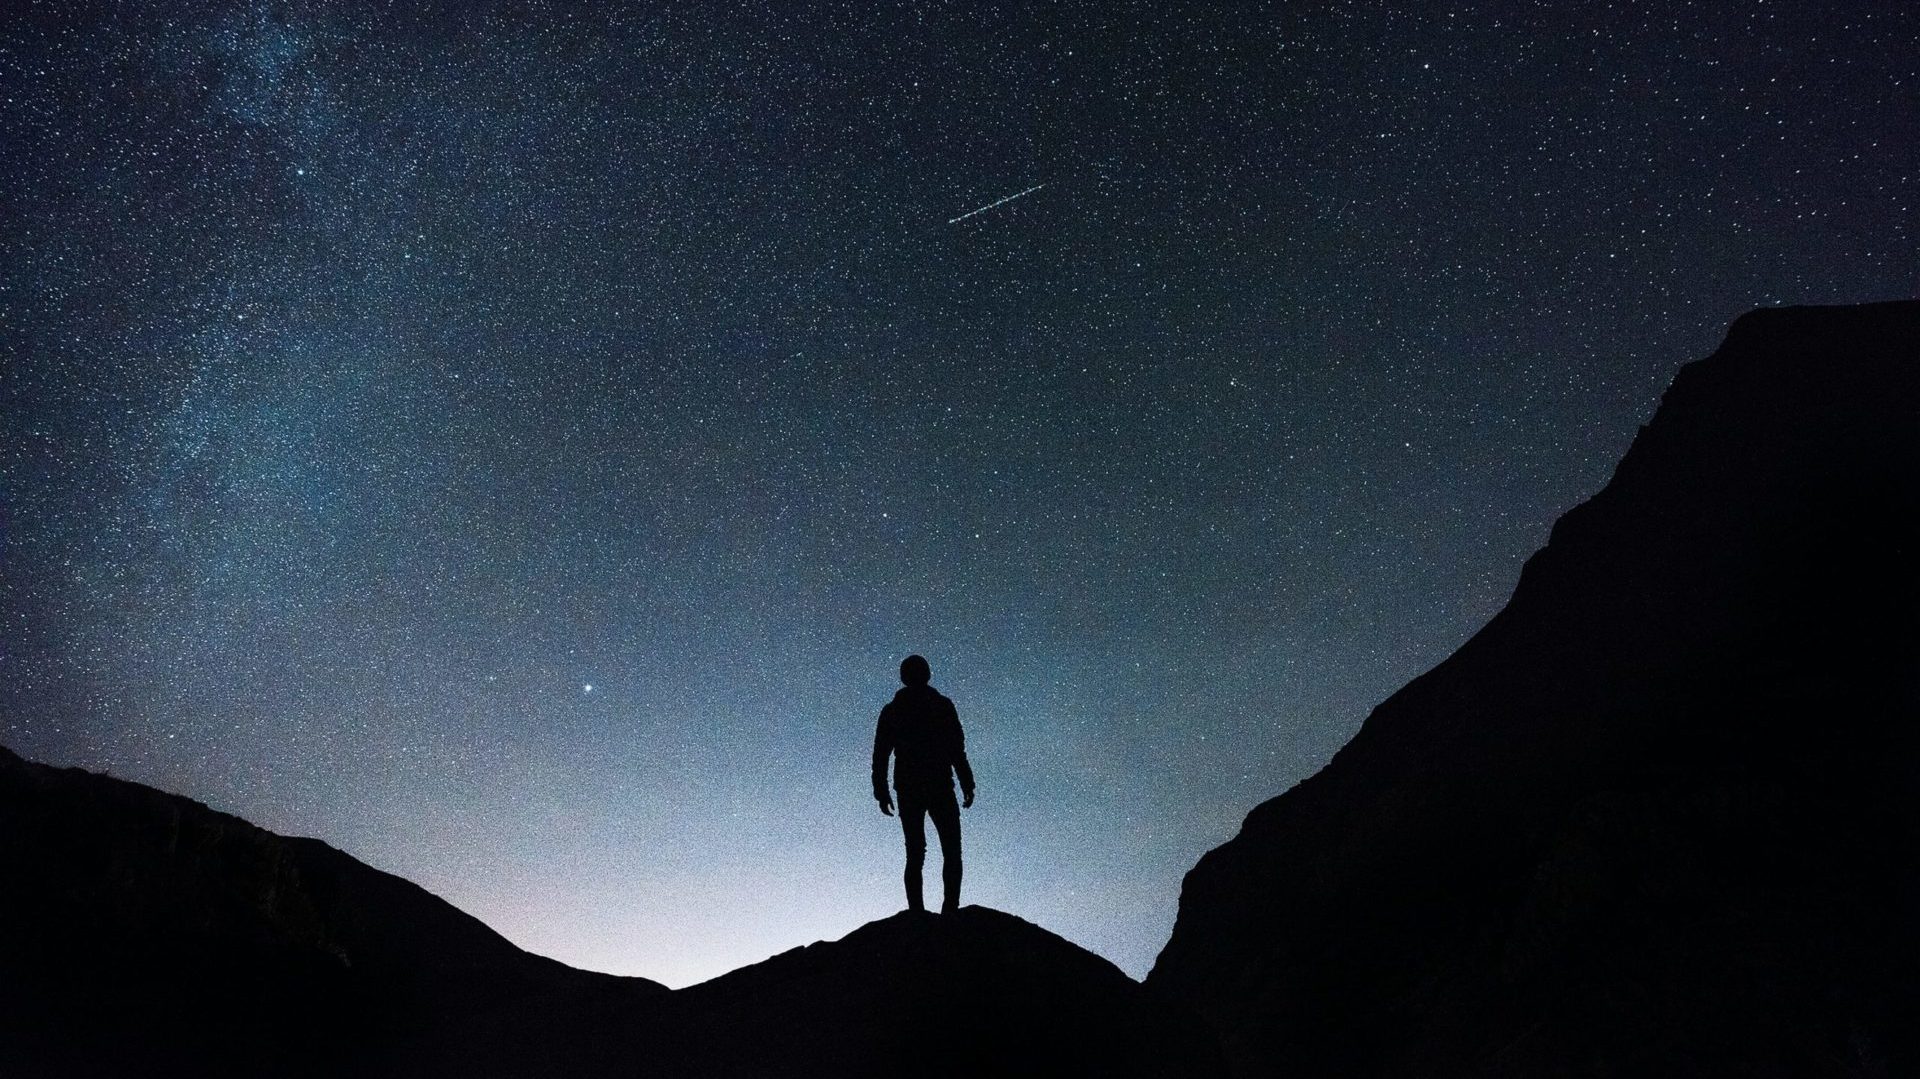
[1148,301,1920,1077]
[0,743,1221,1076]
[646,906,1224,1077]
[0,743,667,1076]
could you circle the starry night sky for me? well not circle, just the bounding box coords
[3,1,1915,987]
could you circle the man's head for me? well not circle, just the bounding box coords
[899,654,931,686]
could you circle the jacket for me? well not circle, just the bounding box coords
[871,684,975,800]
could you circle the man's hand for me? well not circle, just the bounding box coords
[878,795,894,816]
[962,788,975,809]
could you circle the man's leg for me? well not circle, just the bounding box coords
[928,791,963,914]
[899,793,928,912]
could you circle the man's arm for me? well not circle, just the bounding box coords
[871,708,895,815]
[947,699,975,807]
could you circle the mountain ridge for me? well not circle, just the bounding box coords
[0,741,669,1075]
[0,740,1222,1076]
[1147,300,1920,1077]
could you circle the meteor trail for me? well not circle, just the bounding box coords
[947,183,1045,225]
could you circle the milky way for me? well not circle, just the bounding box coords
[4,1,1915,986]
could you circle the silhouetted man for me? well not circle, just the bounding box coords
[872,654,975,914]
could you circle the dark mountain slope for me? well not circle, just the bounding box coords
[1146,301,1920,1077]
[0,743,666,1076]
[646,906,1224,1077]
[0,743,1222,1076]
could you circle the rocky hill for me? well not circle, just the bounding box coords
[646,906,1223,1076]
[0,742,667,1075]
[0,743,1220,1076]
[1146,301,1920,1077]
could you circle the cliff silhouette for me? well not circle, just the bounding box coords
[1148,301,1920,1077]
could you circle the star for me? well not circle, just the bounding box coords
[7,0,1908,993]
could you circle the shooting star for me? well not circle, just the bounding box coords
[947,183,1045,225]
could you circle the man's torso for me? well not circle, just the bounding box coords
[884,687,958,795]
